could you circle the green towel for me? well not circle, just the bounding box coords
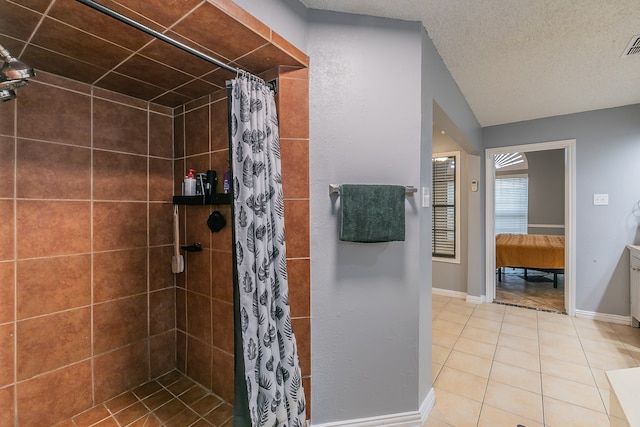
[339,184,406,243]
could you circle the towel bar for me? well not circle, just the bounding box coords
[329,184,417,196]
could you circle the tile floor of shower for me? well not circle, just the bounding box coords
[54,371,232,427]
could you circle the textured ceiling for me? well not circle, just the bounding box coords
[0,0,307,107]
[300,0,640,126]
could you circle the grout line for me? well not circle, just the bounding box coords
[536,311,545,425]
[89,84,96,406]
[12,90,18,427]
[479,300,504,426]
[433,295,632,426]
[146,106,152,382]
[17,0,52,57]
[10,135,172,161]
[27,71,175,116]
[574,316,622,417]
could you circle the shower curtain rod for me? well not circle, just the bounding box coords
[75,0,263,81]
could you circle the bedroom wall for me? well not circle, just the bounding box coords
[526,149,565,235]
[496,149,565,236]
[483,104,640,316]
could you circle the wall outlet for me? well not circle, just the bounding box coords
[593,194,609,206]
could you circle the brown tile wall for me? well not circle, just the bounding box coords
[277,66,311,414]
[0,71,176,426]
[174,88,235,403]
[173,66,311,412]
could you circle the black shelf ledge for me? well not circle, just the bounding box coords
[173,193,231,205]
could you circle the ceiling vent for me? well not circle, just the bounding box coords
[622,35,640,58]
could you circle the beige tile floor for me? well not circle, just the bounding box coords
[426,294,640,427]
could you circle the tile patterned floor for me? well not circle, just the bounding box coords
[54,371,233,427]
[426,294,640,427]
[496,268,565,313]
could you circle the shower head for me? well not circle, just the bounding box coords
[0,44,35,81]
[0,79,28,91]
[0,80,28,102]
[0,45,34,102]
[0,89,16,102]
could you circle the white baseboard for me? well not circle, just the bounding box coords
[466,295,485,304]
[419,388,436,425]
[575,309,632,325]
[432,287,485,305]
[431,288,466,299]
[311,410,422,427]
[434,291,630,324]
[311,390,435,427]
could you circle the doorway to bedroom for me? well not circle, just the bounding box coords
[485,140,576,315]
[496,267,565,312]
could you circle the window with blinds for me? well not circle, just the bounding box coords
[432,153,458,259]
[495,175,529,234]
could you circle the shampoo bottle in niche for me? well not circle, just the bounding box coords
[223,163,231,194]
[183,168,196,196]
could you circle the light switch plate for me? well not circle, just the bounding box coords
[593,194,609,206]
[422,187,430,208]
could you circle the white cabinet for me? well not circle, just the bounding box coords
[607,367,640,427]
[628,245,640,327]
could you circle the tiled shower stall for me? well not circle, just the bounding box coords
[0,29,309,427]
[0,72,177,425]
[173,66,311,405]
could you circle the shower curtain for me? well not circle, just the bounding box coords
[229,76,306,427]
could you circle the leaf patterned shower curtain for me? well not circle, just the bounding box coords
[229,76,306,427]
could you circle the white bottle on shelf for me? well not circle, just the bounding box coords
[184,168,196,196]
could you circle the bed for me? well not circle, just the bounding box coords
[495,233,565,287]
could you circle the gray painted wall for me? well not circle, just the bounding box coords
[526,150,565,235]
[467,155,483,299]
[307,11,423,423]
[432,133,469,292]
[232,1,483,422]
[423,45,484,299]
[484,104,640,315]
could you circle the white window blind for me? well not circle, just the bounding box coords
[495,175,528,234]
[432,155,457,258]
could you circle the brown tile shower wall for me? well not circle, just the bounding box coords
[174,66,311,410]
[0,72,176,426]
[174,88,235,403]
[277,66,311,412]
